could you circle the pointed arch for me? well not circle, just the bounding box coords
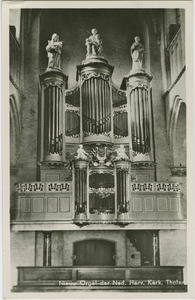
[168,95,186,166]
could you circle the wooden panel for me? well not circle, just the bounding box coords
[136,175,150,182]
[47,197,58,213]
[77,270,125,280]
[133,197,143,211]
[144,197,154,211]
[19,268,72,284]
[129,267,183,280]
[21,197,31,213]
[169,198,179,211]
[46,174,60,182]
[32,198,44,213]
[74,240,115,266]
[17,266,184,287]
[157,198,168,211]
[59,197,70,212]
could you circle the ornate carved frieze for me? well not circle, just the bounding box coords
[65,104,80,116]
[112,86,126,97]
[43,81,64,89]
[65,86,79,97]
[88,145,116,167]
[38,161,68,167]
[113,105,127,116]
[15,182,44,192]
[15,182,72,193]
[89,187,115,198]
[47,182,70,192]
[81,72,109,84]
[83,131,112,138]
[129,83,148,93]
[155,182,180,192]
[132,161,156,168]
[171,166,186,177]
[114,134,128,139]
[131,182,154,192]
[131,182,181,192]
[89,170,114,175]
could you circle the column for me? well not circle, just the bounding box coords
[115,160,130,220]
[39,70,67,162]
[74,160,88,221]
[43,232,51,266]
[153,232,159,266]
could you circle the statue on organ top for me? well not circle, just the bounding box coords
[85,29,103,57]
[46,33,63,70]
[130,36,144,73]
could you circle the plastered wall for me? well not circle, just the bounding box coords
[159,230,187,283]
[11,231,35,287]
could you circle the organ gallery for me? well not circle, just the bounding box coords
[9,8,187,292]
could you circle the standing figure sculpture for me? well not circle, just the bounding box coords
[46,33,63,69]
[85,29,103,57]
[130,36,144,72]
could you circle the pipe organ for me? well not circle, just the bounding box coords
[38,32,155,221]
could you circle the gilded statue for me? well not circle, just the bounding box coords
[130,36,144,72]
[46,33,63,69]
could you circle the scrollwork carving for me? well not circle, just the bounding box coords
[81,73,109,83]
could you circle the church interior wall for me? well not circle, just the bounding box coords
[159,229,187,282]
[11,231,35,287]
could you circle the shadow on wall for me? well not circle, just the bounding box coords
[39,9,149,87]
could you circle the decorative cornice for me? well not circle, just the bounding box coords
[38,161,68,167]
[129,84,148,93]
[43,81,64,89]
[81,72,109,83]
[112,86,126,97]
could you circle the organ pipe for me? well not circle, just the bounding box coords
[43,232,51,266]
[130,86,150,154]
[44,85,63,156]
[82,77,111,135]
[117,169,128,213]
[75,167,87,214]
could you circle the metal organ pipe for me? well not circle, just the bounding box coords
[82,76,111,135]
[44,85,63,156]
[138,88,144,153]
[117,169,128,213]
[130,86,150,155]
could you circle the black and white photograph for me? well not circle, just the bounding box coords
[2,0,194,297]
